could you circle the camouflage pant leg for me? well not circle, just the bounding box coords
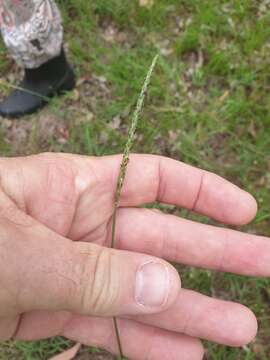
[0,0,63,68]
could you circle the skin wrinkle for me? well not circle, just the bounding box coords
[38,271,77,313]
[217,230,230,273]
[0,191,17,218]
[13,276,24,314]
[104,251,119,316]
[67,167,83,237]
[106,250,116,315]
[40,269,78,288]
[191,170,206,212]
[166,215,181,262]
[0,159,29,215]
[81,219,108,245]
[76,205,109,244]
[76,165,118,243]
[0,159,26,213]
[0,155,77,234]
[11,314,23,340]
[16,160,27,213]
[68,189,84,238]
[41,159,78,236]
[70,175,110,242]
[46,162,75,205]
[60,253,93,309]
[93,251,109,314]
[59,166,81,238]
[66,193,80,238]
[89,248,113,315]
[160,213,172,261]
[156,157,166,202]
[79,246,103,314]
[74,160,104,222]
[21,162,29,216]
[77,157,100,195]
[2,205,35,229]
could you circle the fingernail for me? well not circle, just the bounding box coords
[135,261,169,308]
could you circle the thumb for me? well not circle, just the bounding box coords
[66,242,181,316]
[1,214,180,317]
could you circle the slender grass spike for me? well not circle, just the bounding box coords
[111,54,159,359]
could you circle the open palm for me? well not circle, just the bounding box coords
[0,153,268,360]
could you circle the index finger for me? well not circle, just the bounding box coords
[99,154,257,225]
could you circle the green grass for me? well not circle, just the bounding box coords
[0,0,270,358]
[1,338,72,360]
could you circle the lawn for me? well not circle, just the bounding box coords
[0,0,270,359]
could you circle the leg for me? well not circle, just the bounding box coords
[0,0,75,118]
[0,0,63,68]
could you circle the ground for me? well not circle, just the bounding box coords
[0,0,270,359]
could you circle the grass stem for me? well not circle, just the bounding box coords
[110,54,159,360]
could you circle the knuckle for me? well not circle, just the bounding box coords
[156,157,166,201]
[79,245,119,315]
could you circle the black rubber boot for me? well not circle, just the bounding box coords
[0,49,75,118]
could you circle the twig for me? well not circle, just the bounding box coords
[0,78,50,101]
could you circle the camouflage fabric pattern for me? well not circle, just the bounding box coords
[0,0,63,68]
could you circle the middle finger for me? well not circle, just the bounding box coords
[107,208,270,276]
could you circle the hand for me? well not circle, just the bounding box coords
[0,153,267,360]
